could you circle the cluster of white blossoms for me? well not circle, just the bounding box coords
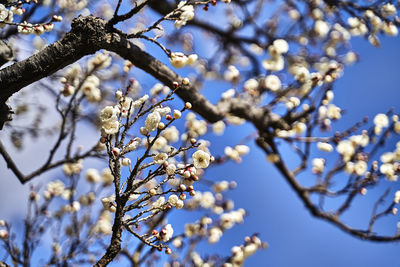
[173,1,194,29]
[169,52,198,68]
[81,75,101,102]
[87,51,112,72]
[317,90,341,128]
[373,113,389,135]
[226,235,265,267]
[62,159,83,176]
[366,8,398,37]
[262,39,289,72]
[275,121,307,138]
[155,224,174,242]
[379,141,400,182]
[60,64,81,96]
[183,208,246,245]
[213,180,236,193]
[150,83,170,96]
[224,65,240,83]
[224,145,250,163]
[184,112,208,138]
[92,211,113,235]
[0,4,14,25]
[345,160,368,177]
[220,209,245,229]
[45,180,66,197]
[101,195,116,213]
[336,133,369,162]
[168,194,184,209]
[99,105,120,135]
[12,2,61,34]
[17,21,55,35]
[60,52,110,98]
[309,3,398,48]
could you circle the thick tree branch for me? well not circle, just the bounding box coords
[0,15,288,130]
[0,16,107,103]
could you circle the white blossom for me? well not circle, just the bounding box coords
[345,161,355,174]
[273,39,289,54]
[337,140,355,161]
[132,94,149,108]
[63,160,83,176]
[354,161,367,176]
[166,164,176,175]
[373,113,389,128]
[168,194,179,206]
[244,78,259,92]
[144,111,161,132]
[85,168,100,183]
[160,224,174,242]
[162,126,179,143]
[381,152,394,163]
[213,181,230,193]
[200,192,215,209]
[350,134,369,147]
[153,153,168,164]
[317,142,333,152]
[87,51,111,72]
[380,163,398,181]
[262,56,284,72]
[173,109,182,119]
[155,107,171,116]
[192,150,211,168]
[121,158,131,166]
[235,145,250,156]
[152,196,165,210]
[213,121,226,135]
[314,20,330,37]
[394,191,400,204]
[208,227,223,243]
[102,119,119,135]
[46,180,65,196]
[264,75,281,92]
[312,158,325,173]
[174,1,194,29]
[224,65,240,82]
[101,196,116,212]
[326,104,341,120]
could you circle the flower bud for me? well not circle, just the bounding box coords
[112,148,120,156]
[150,189,157,195]
[182,77,190,85]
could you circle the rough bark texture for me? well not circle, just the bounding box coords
[0,16,107,103]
